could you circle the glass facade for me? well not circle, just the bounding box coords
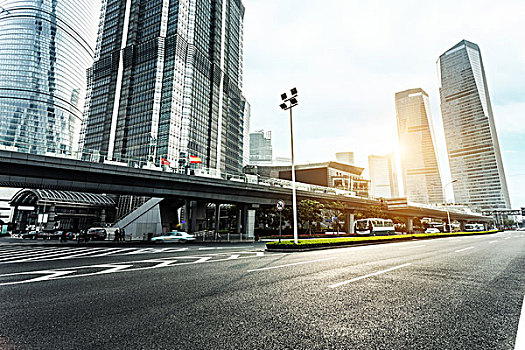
[82,0,248,175]
[395,88,444,205]
[368,154,399,199]
[0,0,100,155]
[438,40,510,210]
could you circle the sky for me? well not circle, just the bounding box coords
[242,0,525,208]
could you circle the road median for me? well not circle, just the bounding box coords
[265,230,499,252]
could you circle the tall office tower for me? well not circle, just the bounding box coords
[249,129,272,165]
[395,88,444,204]
[241,98,251,166]
[438,40,510,210]
[0,0,100,155]
[368,154,399,199]
[82,0,248,175]
[335,152,354,165]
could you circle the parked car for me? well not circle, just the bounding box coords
[151,231,196,243]
[44,231,62,240]
[21,230,46,239]
[424,228,441,234]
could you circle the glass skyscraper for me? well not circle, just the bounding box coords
[0,0,100,155]
[395,88,444,205]
[82,0,248,175]
[438,40,510,210]
[368,153,399,199]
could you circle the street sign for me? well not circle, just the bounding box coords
[276,200,285,211]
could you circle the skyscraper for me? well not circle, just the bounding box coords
[82,0,248,175]
[0,0,100,155]
[249,130,272,165]
[335,152,354,165]
[368,154,399,199]
[395,88,444,204]
[438,40,510,210]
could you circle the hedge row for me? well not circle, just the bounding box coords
[266,230,499,249]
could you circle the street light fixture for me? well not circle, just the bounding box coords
[280,87,299,244]
[443,179,458,234]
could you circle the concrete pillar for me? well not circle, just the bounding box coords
[343,212,355,234]
[483,222,489,231]
[407,218,414,233]
[236,207,242,235]
[246,209,255,239]
[215,203,221,239]
[45,204,56,231]
[190,201,197,233]
[100,208,106,225]
[183,200,190,232]
[459,221,467,232]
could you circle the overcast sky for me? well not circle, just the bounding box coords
[242,0,525,208]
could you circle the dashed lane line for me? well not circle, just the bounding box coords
[328,263,412,288]
[489,241,498,244]
[455,247,474,253]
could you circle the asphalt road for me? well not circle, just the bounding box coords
[0,231,524,350]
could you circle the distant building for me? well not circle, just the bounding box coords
[395,88,444,205]
[257,161,370,198]
[438,40,510,210]
[335,152,355,165]
[249,130,273,165]
[368,154,399,198]
[0,0,100,156]
[242,99,251,167]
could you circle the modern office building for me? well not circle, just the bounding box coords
[395,88,444,205]
[249,130,273,165]
[438,40,510,210]
[335,152,355,165]
[368,154,399,199]
[241,98,251,166]
[0,0,100,155]
[82,0,248,175]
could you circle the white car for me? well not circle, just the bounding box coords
[424,228,441,233]
[151,231,196,243]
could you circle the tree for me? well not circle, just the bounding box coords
[324,201,345,233]
[297,199,324,234]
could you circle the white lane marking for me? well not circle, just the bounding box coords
[505,237,511,240]
[489,241,498,244]
[399,245,426,249]
[0,252,265,286]
[0,248,94,263]
[455,247,474,253]
[247,257,336,272]
[328,263,412,288]
[198,247,216,250]
[515,295,525,350]
[0,247,76,260]
[88,248,136,257]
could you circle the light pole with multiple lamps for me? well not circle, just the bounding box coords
[443,179,458,234]
[280,88,299,244]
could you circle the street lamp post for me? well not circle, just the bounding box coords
[280,88,299,244]
[443,179,458,234]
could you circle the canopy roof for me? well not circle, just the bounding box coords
[10,189,116,208]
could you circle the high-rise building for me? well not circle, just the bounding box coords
[241,98,251,167]
[0,0,100,155]
[81,0,248,175]
[395,88,444,204]
[438,40,510,210]
[335,152,354,165]
[249,130,272,165]
[368,154,399,199]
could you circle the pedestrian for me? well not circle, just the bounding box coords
[114,228,119,242]
[120,228,126,241]
[60,231,66,242]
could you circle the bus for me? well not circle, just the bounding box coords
[354,218,395,236]
[464,223,484,232]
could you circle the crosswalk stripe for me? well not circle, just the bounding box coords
[0,248,85,262]
[1,248,95,263]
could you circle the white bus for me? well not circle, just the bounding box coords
[464,223,484,232]
[354,218,395,236]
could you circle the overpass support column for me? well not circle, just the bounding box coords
[183,200,190,232]
[459,221,467,232]
[190,201,197,233]
[45,204,56,231]
[483,222,489,231]
[407,218,414,234]
[215,203,221,240]
[344,213,355,234]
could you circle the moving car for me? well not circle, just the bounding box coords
[424,228,441,234]
[86,227,108,241]
[151,231,196,243]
